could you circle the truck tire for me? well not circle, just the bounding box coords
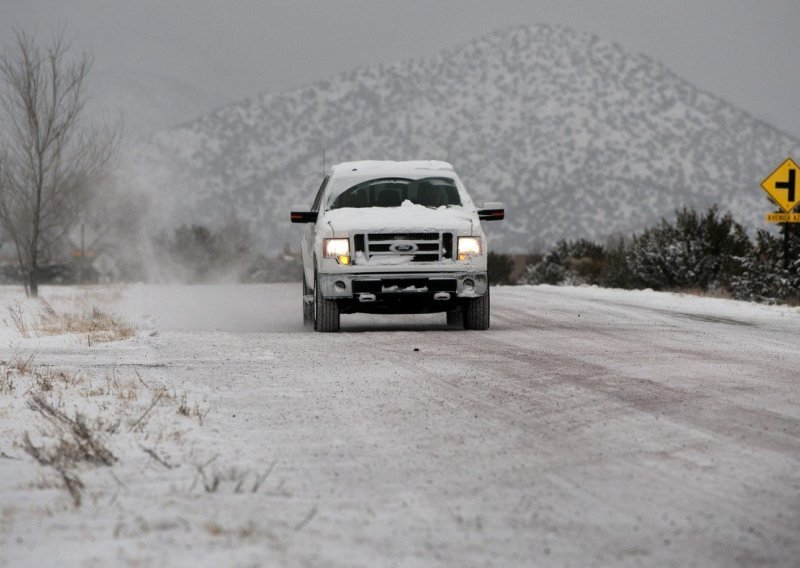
[314,276,340,332]
[446,308,463,327]
[463,288,490,330]
[302,275,313,326]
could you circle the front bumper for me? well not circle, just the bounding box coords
[317,271,488,300]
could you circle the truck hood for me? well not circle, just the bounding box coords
[324,202,477,235]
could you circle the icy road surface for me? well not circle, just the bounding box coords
[1,283,799,567]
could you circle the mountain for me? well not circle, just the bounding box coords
[127,23,800,251]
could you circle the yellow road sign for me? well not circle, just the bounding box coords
[761,158,799,213]
[766,212,800,223]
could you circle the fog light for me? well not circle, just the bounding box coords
[334,280,346,291]
[463,279,474,290]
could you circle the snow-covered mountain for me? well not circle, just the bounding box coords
[128,24,800,251]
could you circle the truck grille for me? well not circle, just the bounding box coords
[354,232,454,263]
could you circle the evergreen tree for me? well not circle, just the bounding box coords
[487,252,515,285]
[626,206,749,290]
[599,235,633,289]
[518,239,604,285]
[732,229,800,303]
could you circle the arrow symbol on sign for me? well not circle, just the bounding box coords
[775,168,796,203]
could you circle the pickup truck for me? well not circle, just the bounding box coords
[290,160,504,332]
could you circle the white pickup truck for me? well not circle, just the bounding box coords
[290,160,504,332]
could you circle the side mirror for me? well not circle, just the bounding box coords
[478,202,505,221]
[290,207,318,223]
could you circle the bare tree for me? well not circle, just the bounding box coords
[0,29,119,297]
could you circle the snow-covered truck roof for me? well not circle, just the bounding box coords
[325,160,471,208]
[330,160,455,178]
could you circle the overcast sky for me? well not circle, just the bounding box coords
[2,0,799,138]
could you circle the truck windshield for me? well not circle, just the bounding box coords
[330,177,462,209]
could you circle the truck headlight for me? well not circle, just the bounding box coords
[324,238,350,265]
[457,237,481,261]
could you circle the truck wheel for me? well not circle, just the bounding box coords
[302,275,313,326]
[446,308,463,327]
[314,276,340,332]
[463,288,490,330]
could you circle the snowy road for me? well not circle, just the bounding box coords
[2,283,799,567]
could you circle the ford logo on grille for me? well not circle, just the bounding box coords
[389,241,419,253]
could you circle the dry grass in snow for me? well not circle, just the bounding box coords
[6,298,135,344]
[0,353,213,509]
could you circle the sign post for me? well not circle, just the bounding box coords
[761,158,800,270]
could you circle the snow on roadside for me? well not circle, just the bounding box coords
[0,286,283,567]
[508,283,800,332]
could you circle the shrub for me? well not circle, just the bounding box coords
[154,218,254,283]
[598,235,634,289]
[487,252,515,285]
[518,239,605,285]
[731,229,800,303]
[516,205,799,304]
[626,206,750,291]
